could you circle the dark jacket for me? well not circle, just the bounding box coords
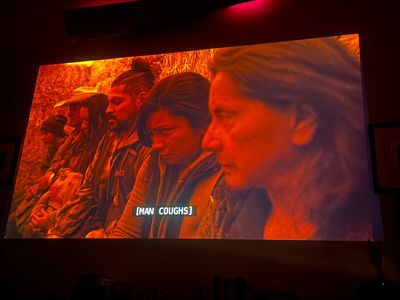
[48,125,149,237]
[110,151,270,239]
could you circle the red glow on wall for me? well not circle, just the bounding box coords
[224,0,277,19]
[64,0,140,10]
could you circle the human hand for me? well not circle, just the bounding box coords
[86,228,106,238]
[47,234,62,239]
[31,208,48,230]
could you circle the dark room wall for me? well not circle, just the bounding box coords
[1,0,399,299]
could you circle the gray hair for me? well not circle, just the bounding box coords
[210,37,372,225]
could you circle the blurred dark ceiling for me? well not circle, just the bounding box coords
[64,0,255,39]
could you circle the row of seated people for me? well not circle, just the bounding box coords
[7,36,381,240]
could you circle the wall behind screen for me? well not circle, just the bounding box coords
[0,0,399,299]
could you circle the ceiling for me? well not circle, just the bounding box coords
[64,0,254,38]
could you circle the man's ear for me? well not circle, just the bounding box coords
[291,103,318,146]
[135,91,148,108]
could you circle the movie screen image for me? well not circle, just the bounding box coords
[5,34,383,240]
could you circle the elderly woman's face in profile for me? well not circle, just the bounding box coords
[202,72,298,190]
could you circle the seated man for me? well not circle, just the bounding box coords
[47,59,157,238]
[15,88,86,205]
[36,87,108,196]
[5,114,67,237]
[27,92,109,237]
[202,36,382,240]
[39,115,68,173]
[109,72,269,239]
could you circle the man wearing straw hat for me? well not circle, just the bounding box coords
[48,59,157,238]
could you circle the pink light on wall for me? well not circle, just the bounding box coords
[64,0,140,10]
[223,0,277,19]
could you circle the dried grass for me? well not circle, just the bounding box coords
[13,49,215,200]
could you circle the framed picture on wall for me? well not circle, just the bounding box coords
[0,136,21,187]
[369,123,400,193]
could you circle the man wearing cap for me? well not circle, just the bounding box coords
[6,114,67,237]
[38,87,108,188]
[20,87,101,198]
[23,91,109,237]
[39,115,68,173]
[47,60,156,238]
[10,89,108,238]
